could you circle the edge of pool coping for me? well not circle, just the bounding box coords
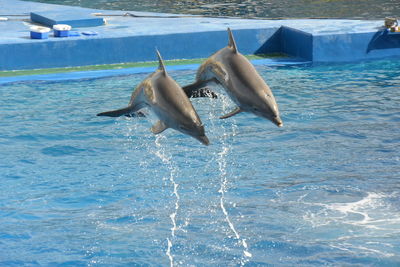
[1,0,400,78]
[0,57,311,84]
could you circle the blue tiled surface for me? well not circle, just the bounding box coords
[0,0,399,71]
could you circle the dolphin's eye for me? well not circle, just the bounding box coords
[179,125,188,131]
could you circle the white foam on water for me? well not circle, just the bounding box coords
[329,242,397,258]
[305,192,400,229]
[301,191,400,257]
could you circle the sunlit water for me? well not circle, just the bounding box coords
[1,60,400,266]
[28,0,400,19]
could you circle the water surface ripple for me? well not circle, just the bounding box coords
[0,60,399,266]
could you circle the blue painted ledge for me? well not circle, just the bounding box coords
[0,58,310,85]
[31,11,105,28]
[0,0,399,71]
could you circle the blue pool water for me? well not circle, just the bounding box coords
[1,60,400,266]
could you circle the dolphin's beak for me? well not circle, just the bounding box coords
[274,117,283,127]
[197,135,210,146]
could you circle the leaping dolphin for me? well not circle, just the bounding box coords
[184,28,283,127]
[97,50,210,145]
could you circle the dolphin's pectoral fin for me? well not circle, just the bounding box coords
[220,107,242,119]
[97,106,134,117]
[183,79,218,98]
[151,120,168,134]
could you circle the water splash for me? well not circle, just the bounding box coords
[218,145,252,262]
[214,94,253,264]
[123,108,182,266]
[154,135,180,267]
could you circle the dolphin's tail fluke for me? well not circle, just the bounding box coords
[97,106,134,117]
[182,79,218,98]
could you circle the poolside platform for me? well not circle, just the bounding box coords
[0,0,400,72]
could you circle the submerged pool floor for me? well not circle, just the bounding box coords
[1,59,399,265]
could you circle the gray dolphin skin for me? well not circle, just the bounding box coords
[184,28,283,127]
[97,50,210,145]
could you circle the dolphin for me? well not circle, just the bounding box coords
[97,50,210,145]
[183,28,283,127]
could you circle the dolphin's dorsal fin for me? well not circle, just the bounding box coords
[156,49,167,75]
[151,120,168,134]
[227,28,238,53]
[220,107,242,119]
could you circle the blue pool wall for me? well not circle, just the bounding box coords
[0,29,281,71]
[281,27,314,61]
[313,31,400,62]
[0,0,400,71]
